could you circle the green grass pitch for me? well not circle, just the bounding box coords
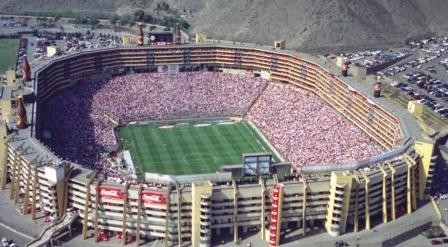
[0,39,19,73]
[117,120,278,175]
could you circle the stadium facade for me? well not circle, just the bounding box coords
[0,44,437,247]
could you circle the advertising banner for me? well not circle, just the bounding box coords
[98,186,124,200]
[142,191,167,204]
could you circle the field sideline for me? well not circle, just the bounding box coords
[117,120,278,175]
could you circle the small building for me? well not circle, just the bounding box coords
[195,33,207,43]
[46,46,61,57]
[274,40,286,49]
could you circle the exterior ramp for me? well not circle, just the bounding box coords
[26,212,79,247]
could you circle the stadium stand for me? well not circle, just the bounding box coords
[40,71,384,177]
[2,44,437,247]
[247,83,383,166]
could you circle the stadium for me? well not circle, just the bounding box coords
[0,36,437,247]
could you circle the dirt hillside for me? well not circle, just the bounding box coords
[1,0,447,52]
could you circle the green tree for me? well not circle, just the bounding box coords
[88,16,99,26]
[120,14,131,25]
[161,2,170,11]
[143,13,154,23]
[110,14,120,26]
[134,9,145,22]
[128,15,136,26]
[180,20,190,30]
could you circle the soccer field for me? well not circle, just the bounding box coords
[117,120,278,175]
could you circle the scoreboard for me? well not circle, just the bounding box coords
[148,31,174,46]
[243,153,272,176]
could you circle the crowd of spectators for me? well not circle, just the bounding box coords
[41,72,267,177]
[90,72,267,122]
[247,83,383,167]
[42,92,119,177]
[42,72,384,176]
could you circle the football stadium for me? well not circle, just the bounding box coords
[0,25,437,247]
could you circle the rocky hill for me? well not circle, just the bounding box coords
[1,0,447,52]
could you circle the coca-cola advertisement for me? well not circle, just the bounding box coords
[141,191,167,204]
[98,186,124,200]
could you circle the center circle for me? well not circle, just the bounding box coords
[183,152,218,166]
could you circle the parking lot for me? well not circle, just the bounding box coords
[379,36,448,119]
[338,48,410,70]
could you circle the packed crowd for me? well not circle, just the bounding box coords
[247,83,384,166]
[42,93,119,177]
[41,72,267,176]
[42,72,384,176]
[90,72,267,122]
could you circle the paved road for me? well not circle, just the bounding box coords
[0,224,32,247]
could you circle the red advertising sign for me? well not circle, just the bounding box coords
[98,186,124,200]
[141,191,167,204]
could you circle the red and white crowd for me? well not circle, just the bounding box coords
[90,72,267,122]
[42,72,383,176]
[42,72,266,177]
[247,83,383,166]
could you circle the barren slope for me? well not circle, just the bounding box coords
[1,0,447,52]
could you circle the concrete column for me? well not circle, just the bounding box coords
[353,177,360,233]
[13,155,22,204]
[411,165,417,212]
[406,164,413,214]
[0,124,9,190]
[121,182,130,246]
[9,153,18,200]
[379,166,388,224]
[82,172,97,240]
[390,172,396,220]
[136,185,143,247]
[164,184,172,247]
[302,177,308,236]
[233,180,238,243]
[259,179,265,241]
[22,166,32,215]
[386,162,396,221]
[361,172,370,231]
[176,183,182,247]
[31,168,38,220]
[93,183,100,243]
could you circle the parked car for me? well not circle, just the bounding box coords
[431,239,443,245]
[1,238,8,247]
